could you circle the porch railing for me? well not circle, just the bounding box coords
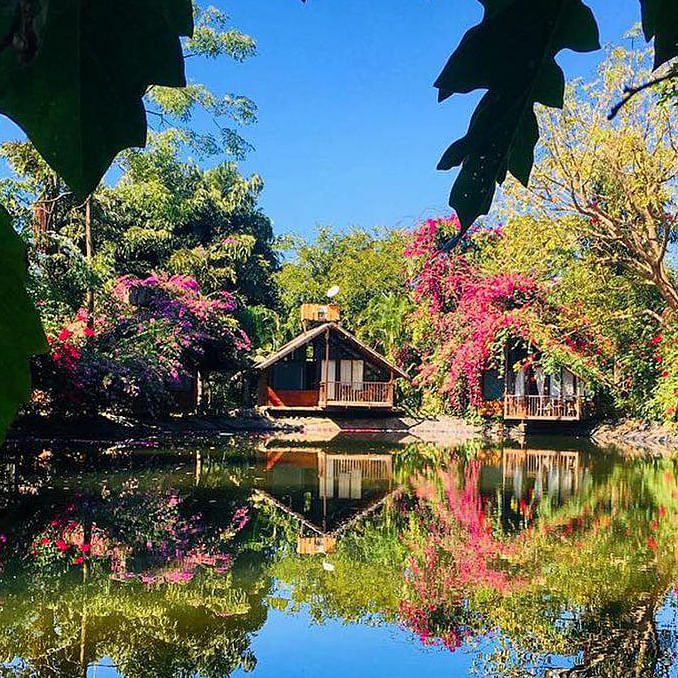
[319,381,394,406]
[504,394,584,420]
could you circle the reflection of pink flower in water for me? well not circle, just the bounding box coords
[165,570,195,583]
[232,506,250,532]
[106,497,248,586]
[401,460,523,651]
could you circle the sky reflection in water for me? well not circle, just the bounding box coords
[0,434,676,677]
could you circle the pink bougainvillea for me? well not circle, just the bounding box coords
[35,273,250,416]
[404,216,601,413]
[400,459,524,650]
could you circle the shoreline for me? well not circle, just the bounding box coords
[5,412,678,456]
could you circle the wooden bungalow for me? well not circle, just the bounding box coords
[256,322,408,412]
[481,344,594,422]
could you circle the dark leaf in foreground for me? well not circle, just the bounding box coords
[0,0,193,197]
[0,206,48,443]
[435,0,599,232]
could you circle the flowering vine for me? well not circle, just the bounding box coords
[404,216,604,413]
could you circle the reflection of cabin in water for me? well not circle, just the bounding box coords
[254,445,395,554]
[481,342,594,422]
[256,308,408,412]
[502,449,583,503]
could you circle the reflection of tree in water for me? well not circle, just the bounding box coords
[267,501,408,625]
[0,444,272,678]
[397,444,678,677]
[2,439,678,677]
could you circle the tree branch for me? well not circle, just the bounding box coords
[608,71,678,121]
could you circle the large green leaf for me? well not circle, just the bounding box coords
[640,0,678,68]
[0,0,193,197]
[435,0,599,232]
[0,207,48,443]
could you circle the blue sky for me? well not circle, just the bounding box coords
[0,1,645,238]
[208,0,641,238]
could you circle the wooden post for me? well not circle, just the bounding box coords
[322,326,330,407]
[503,341,509,420]
[84,196,94,325]
[196,371,204,413]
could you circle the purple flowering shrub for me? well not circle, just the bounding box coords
[33,273,251,416]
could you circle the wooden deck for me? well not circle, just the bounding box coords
[319,381,394,408]
[504,394,585,421]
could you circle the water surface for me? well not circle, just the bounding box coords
[0,434,676,677]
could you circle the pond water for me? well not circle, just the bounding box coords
[0,433,677,677]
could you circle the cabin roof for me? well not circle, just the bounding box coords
[255,322,409,380]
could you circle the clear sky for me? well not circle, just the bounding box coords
[205,0,642,238]
[0,1,645,238]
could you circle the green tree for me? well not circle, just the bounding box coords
[276,226,408,344]
[503,47,678,312]
[100,132,280,308]
[0,0,275,433]
[0,0,204,441]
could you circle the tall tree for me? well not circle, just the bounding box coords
[502,47,678,314]
[275,226,408,344]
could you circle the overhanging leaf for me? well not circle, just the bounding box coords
[0,206,48,443]
[640,0,678,68]
[0,0,193,197]
[435,0,600,233]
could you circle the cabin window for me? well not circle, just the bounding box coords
[563,369,576,396]
[550,369,562,397]
[306,344,315,361]
[272,362,304,390]
[482,369,504,401]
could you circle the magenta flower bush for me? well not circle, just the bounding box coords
[405,217,603,413]
[34,273,251,416]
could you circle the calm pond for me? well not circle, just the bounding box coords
[0,433,676,677]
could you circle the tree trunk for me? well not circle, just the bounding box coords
[84,196,94,325]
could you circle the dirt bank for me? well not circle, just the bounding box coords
[5,411,297,447]
[265,413,508,445]
[591,419,678,456]
[6,411,505,448]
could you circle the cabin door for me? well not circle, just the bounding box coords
[549,369,562,397]
[341,359,364,392]
[514,367,527,396]
[340,359,363,386]
[321,359,337,399]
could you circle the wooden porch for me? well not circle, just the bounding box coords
[319,381,394,408]
[504,394,586,421]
